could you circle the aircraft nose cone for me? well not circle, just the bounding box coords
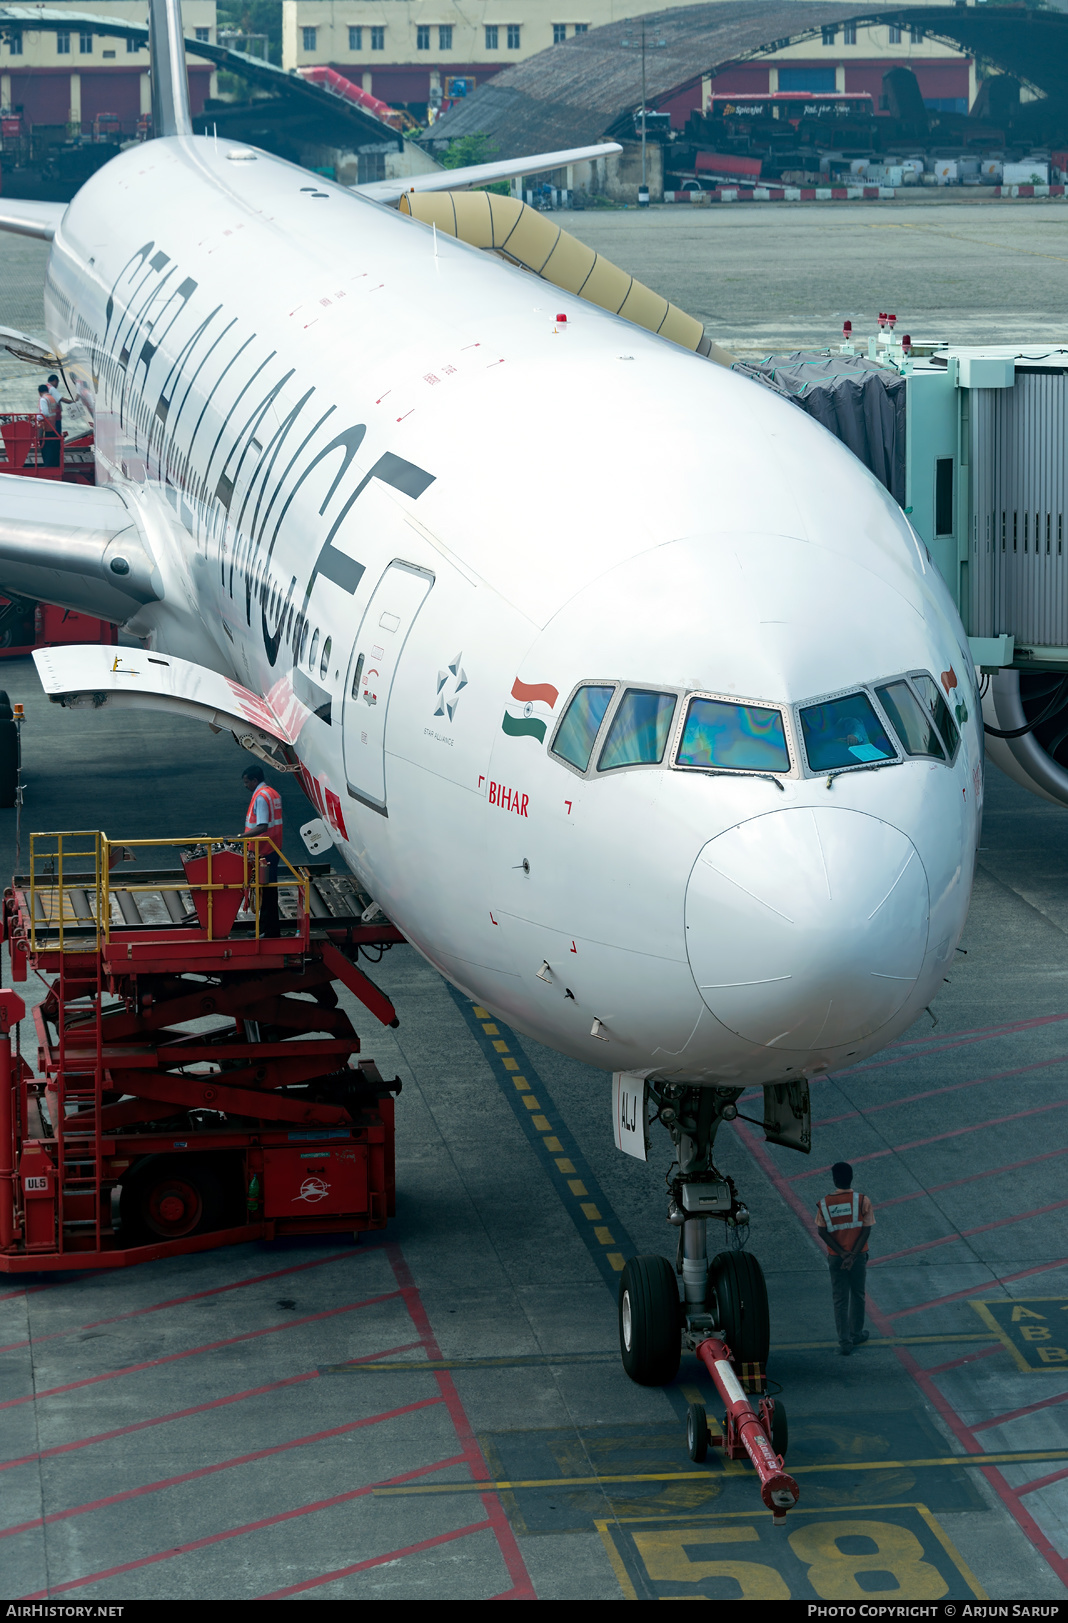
[685,807,930,1052]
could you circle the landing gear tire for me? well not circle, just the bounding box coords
[120,1155,227,1243]
[686,1401,709,1462]
[770,1399,788,1460]
[708,1250,770,1366]
[619,1254,682,1386]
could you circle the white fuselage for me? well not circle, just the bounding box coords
[44,136,981,1086]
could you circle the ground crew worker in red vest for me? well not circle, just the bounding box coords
[241,765,283,936]
[816,1161,875,1356]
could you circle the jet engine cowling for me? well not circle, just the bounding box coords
[983,669,1068,807]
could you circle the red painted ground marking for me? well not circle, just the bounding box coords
[0,1340,424,1474]
[0,1246,366,1354]
[1017,1464,1068,1498]
[895,1344,1068,1587]
[878,1147,1068,1208]
[1,1396,442,1541]
[260,1518,493,1598]
[21,1452,469,1598]
[384,1244,535,1600]
[814,1049,1068,1129]
[870,1197,1068,1266]
[888,1255,1068,1321]
[789,1096,1068,1183]
[735,1117,1068,1587]
[974,1387,1068,1434]
[0,1289,403,1411]
[925,1344,1004,1376]
[843,1010,1068,1072]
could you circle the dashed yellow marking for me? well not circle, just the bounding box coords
[594,1226,615,1245]
[607,1254,625,1271]
[532,1115,551,1132]
[556,1158,576,1174]
[544,1137,564,1153]
[492,1039,509,1053]
[513,1077,529,1092]
[473,1006,490,1018]
[481,1022,499,1035]
[568,1179,588,1197]
[581,1203,602,1221]
[523,1096,541,1111]
[503,1058,518,1071]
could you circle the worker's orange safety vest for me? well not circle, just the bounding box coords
[244,783,283,860]
[818,1189,868,1253]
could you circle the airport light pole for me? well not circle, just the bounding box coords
[620,23,666,205]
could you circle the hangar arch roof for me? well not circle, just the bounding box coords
[429,2,1068,156]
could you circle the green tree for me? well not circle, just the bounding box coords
[441,133,509,192]
[216,0,282,66]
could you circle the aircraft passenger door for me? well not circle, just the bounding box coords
[342,561,434,814]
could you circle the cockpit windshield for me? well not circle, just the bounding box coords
[552,684,614,771]
[677,697,790,773]
[599,689,677,770]
[912,673,960,757]
[876,680,945,759]
[799,693,895,772]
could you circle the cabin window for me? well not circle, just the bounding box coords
[320,635,332,681]
[677,697,789,773]
[800,692,895,771]
[309,628,320,671]
[598,689,676,770]
[299,619,309,663]
[876,680,945,759]
[552,684,614,771]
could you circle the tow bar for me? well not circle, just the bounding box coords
[688,1336,800,1524]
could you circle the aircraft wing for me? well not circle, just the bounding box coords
[0,201,66,241]
[34,644,296,752]
[0,473,162,622]
[356,143,622,203]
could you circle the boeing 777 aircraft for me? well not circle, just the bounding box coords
[0,0,981,1386]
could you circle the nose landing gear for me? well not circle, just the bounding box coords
[616,1082,799,1519]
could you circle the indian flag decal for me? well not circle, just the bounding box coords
[502,678,559,743]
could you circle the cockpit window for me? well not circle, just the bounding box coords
[913,673,960,757]
[599,689,676,771]
[800,692,895,771]
[876,681,945,759]
[676,698,790,773]
[552,684,614,771]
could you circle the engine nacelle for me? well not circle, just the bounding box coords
[983,670,1068,807]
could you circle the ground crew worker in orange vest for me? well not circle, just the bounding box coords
[816,1161,875,1356]
[241,765,283,936]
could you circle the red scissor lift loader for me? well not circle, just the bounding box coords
[0,831,405,1271]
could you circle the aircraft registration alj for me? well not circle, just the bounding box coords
[0,0,981,1394]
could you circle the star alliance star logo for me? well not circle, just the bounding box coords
[435,652,468,723]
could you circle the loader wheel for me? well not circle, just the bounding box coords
[619,1254,681,1386]
[120,1156,226,1242]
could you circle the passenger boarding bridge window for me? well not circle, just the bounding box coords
[912,673,960,756]
[677,698,790,774]
[876,681,945,759]
[935,458,954,535]
[552,685,614,771]
[598,690,676,770]
[302,26,317,51]
[485,25,498,47]
[349,26,362,49]
[799,693,895,771]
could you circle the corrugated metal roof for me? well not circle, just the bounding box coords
[430,2,1068,157]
